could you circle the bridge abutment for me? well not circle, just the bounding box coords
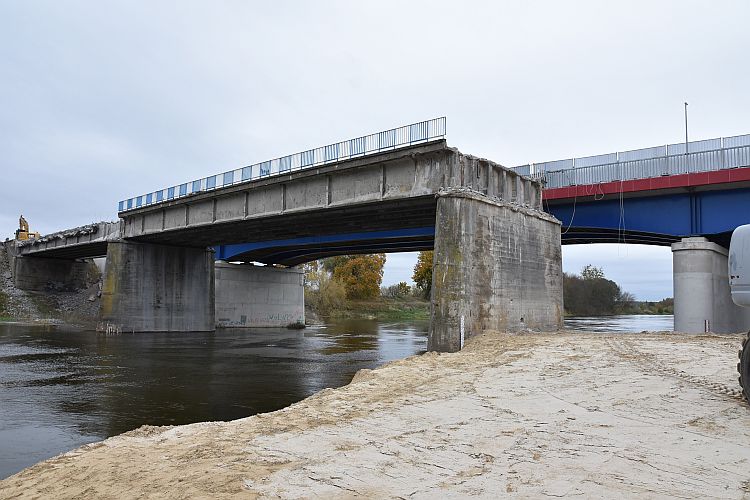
[3,242,98,292]
[672,237,750,333]
[429,189,563,352]
[215,262,304,327]
[99,241,215,332]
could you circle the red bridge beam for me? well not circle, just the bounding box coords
[543,166,750,201]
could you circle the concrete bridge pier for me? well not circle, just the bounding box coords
[672,237,750,333]
[429,189,563,352]
[215,262,304,327]
[99,241,215,332]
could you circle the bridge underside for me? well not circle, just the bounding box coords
[129,196,438,250]
[20,241,110,260]
[215,226,435,266]
[547,185,750,248]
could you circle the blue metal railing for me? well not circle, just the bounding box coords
[513,133,750,189]
[118,117,447,213]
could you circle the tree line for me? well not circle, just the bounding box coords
[303,253,670,317]
[303,251,434,316]
[563,265,672,316]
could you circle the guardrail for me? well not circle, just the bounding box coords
[513,133,750,189]
[118,117,447,213]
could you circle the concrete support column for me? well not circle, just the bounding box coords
[429,189,563,352]
[99,241,215,332]
[215,262,304,327]
[672,237,750,333]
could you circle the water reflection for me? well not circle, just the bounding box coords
[0,320,427,479]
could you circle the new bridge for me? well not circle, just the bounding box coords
[515,134,750,247]
[513,134,750,332]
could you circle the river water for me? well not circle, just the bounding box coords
[0,314,673,479]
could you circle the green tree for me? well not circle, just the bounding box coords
[412,251,433,298]
[563,265,623,316]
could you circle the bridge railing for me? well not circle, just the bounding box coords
[515,133,750,189]
[118,117,447,213]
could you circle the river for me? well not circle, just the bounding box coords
[0,315,673,479]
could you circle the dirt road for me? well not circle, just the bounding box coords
[2,331,749,499]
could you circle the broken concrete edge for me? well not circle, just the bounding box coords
[435,187,562,226]
[16,221,122,247]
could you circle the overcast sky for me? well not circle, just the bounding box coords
[2,1,748,301]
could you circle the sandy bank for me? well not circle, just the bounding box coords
[2,331,750,498]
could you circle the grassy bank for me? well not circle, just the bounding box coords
[315,296,430,321]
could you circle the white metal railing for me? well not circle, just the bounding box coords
[119,117,446,213]
[514,134,750,189]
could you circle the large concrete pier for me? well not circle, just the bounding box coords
[672,237,750,333]
[215,262,304,327]
[430,189,563,351]
[99,242,215,332]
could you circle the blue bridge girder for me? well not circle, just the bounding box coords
[216,185,750,265]
[213,227,435,266]
[546,186,750,247]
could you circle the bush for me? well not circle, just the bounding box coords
[306,275,347,316]
[381,282,411,298]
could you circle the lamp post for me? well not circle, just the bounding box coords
[684,102,689,154]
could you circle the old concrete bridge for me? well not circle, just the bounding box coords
[8,119,563,351]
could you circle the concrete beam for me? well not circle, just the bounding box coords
[429,189,563,352]
[15,221,122,259]
[119,145,542,249]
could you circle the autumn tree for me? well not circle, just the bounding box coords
[412,251,433,298]
[329,254,387,300]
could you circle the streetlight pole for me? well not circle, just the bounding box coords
[684,102,689,154]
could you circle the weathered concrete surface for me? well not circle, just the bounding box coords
[119,142,543,252]
[3,241,99,292]
[15,221,121,259]
[2,331,749,499]
[99,241,215,332]
[430,189,562,352]
[215,262,304,327]
[672,237,750,333]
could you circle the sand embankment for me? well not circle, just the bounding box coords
[2,331,750,498]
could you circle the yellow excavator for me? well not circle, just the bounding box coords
[15,215,40,241]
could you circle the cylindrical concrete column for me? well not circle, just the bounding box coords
[672,237,750,333]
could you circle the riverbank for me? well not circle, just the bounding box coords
[341,296,429,320]
[2,330,749,498]
[309,295,430,322]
